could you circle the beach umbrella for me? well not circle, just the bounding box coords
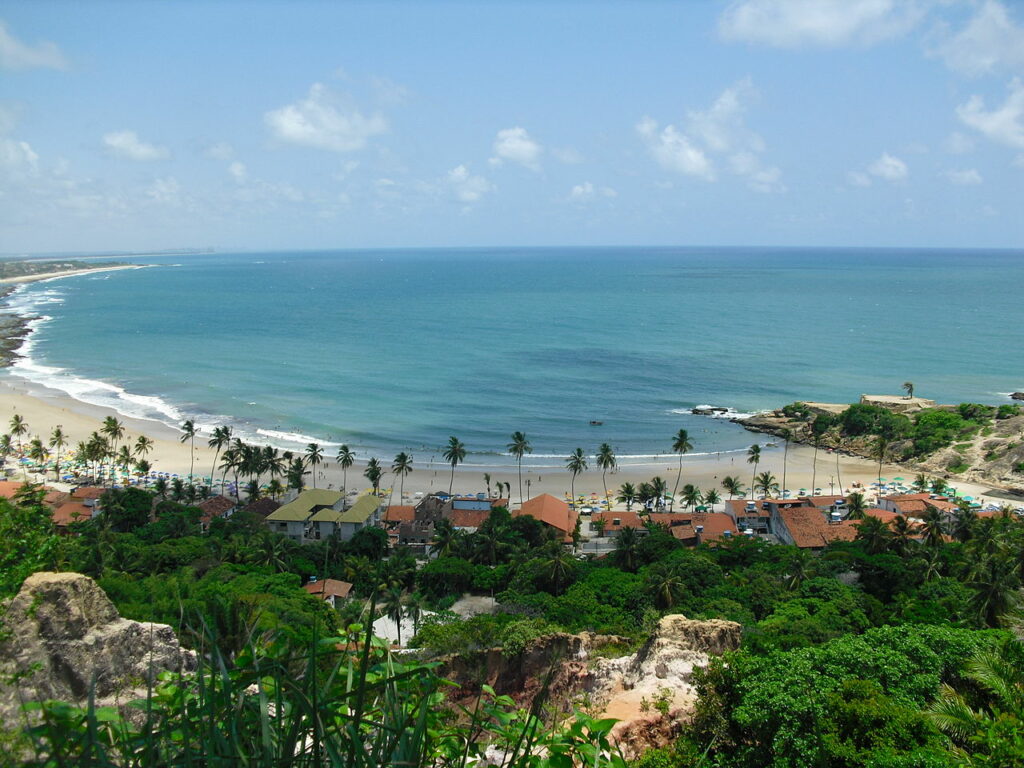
[878,478,887,483]
[962,495,973,501]
[893,477,905,482]
[696,505,709,511]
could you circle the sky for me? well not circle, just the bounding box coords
[1,0,1023,253]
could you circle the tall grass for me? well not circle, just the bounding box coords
[14,617,626,768]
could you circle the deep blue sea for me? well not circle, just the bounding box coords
[5,247,1023,467]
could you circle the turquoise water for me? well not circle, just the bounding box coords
[5,247,1023,467]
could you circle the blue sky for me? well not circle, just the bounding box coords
[2,0,1023,252]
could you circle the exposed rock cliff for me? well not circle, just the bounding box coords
[0,572,195,723]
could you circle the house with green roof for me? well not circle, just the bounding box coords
[265,489,344,541]
[309,493,382,541]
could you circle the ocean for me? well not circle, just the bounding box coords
[4,247,1022,468]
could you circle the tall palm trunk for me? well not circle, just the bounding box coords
[672,456,682,512]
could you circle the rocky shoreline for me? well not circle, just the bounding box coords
[0,286,33,368]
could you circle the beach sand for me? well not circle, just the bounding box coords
[0,376,1004,508]
[0,265,150,285]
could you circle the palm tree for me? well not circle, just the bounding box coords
[846,491,867,520]
[27,437,48,478]
[566,448,587,507]
[219,447,241,499]
[902,381,914,399]
[596,443,616,506]
[336,444,355,503]
[703,488,721,512]
[391,451,413,506]
[855,515,892,555]
[0,434,13,469]
[966,556,1021,627]
[647,562,686,609]
[364,457,383,495]
[912,473,930,493]
[950,506,977,543]
[614,526,640,572]
[101,416,125,469]
[304,442,324,489]
[287,457,307,492]
[540,544,576,595]
[920,508,946,549]
[179,419,197,484]
[670,429,693,512]
[430,518,458,558]
[681,483,702,510]
[507,431,532,507]
[617,482,638,512]
[483,472,492,498]
[779,428,791,498]
[754,471,779,499]
[207,427,231,494]
[890,515,915,556]
[442,436,466,496]
[9,414,28,453]
[747,444,761,501]
[721,475,744,501]
[649,476,668,511]
[266,478,284,500]
[873,434,889,491]
[116,445,134,480]
[49,426,66,481]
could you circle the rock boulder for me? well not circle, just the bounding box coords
[0,572,196,722]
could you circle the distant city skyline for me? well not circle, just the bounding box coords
[2,0,1023,253]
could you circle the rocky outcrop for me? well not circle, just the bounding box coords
[0,572,195,723]
[584,615,741,757]
[1011,392,1024,401]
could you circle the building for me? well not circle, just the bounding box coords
[772,506,857,550]
[514,493,578,543]
[196,495,235,531]
[265,488,345,541]
[309,493,382,541]
[878,493,958,517]
[667,512,738,545]
[302,577,353,608]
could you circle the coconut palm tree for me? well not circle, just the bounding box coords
[219,447,241,500]
[647,562,686,609]
[27,437,48,478]
[747,444,761,500]
[721,475,745,501]
[617,482,638,512]
[430,518,458,558]
[540,544,577,595]
[873,434,889,491]
[116,445,134,480]
[846,491,867,520]
[754,471,779,499]
[950,506,977,543]
[336,444,355,503]
[391,451,413,506]
[179,419,197,484]
[9,414,28,453]
[649,476,668,511]
[566,448,587,507]
[890,515,915,556]
[902,381,914,399]
[670,429,693,512]
[779,428,791,497]
[49,426,66,481]
[912,473,930,493]
[920,508,946,549]
[704,488,721,512]
[596,442,616,506]
[681,483,702,510]
[266,478,284,500]
[101,416,125,469]
[507,431,532,507]
[304,442,324,489]
[0,434,13,468]
[364,457,383,495]
[442,436,466,496]
[614,525,640,572]
[287,457,307,492]
[207,426,231,494]
[855,515,892,555]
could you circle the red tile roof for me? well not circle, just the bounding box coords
[303,579,353,600]
[197,495,235,523]
[0,480,25,499]
[726,499,772,518]
[448,509,490,529]
[71,486,105,500]
[777,507,856,548]
[51,502,92,527]
[801,495,844,508]
[385,505,415,523]
[669,513,737,543]
[515,494,578,540]
[591,510,644,531]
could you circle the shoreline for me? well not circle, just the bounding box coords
[0,376,1006,508]
[0,264,152,285]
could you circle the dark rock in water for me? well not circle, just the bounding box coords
[0,572,196,722]
[1011,392,1024,401]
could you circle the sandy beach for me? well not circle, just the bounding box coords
[0,264,152,285]
[0,376,1004,508]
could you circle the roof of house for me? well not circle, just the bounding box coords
[331,493,380,524]
[267,488,344,522]
[777,507,857,548]
[71,486,106,500]
[51,502,92,527]
[515,493,578,538]
[725,499,772,518]
[302,578,353,600]
[385,505,416,523]
[240,498,281,518]
[0,480,27,499]
[448,509,490,529]
[669,512,737,542]
[44,489,70,507]
[197,495,235,521]
[889,499,930,514]
[591,510,645,531]
[801,495,845,508]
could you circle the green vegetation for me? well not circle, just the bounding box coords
[4,470,1024,766]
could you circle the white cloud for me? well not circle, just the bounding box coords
[847,170,872,187]
[551,146,584,164]
[145,177,184,206]
[102,130,169,161]
[957,78,1024,148]
[718,0,924,48]
[264,83,387,153]
[205,142,234,160]
[0,20,67,70]
[638,79,783,192]
[228,161,247,182]
[943,168,983,185]
[568,182,617,202]
[489,127,543,170]
[868,152,908,181]
[637,117,715,180]
[943,131,975,154]
[0,138,39,172]
[447,165,493,203]
[932,0,1024,76]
